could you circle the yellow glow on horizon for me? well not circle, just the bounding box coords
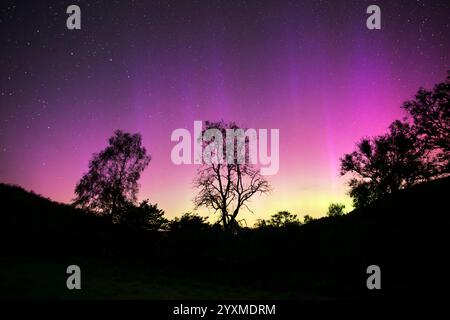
[144,182,354,227]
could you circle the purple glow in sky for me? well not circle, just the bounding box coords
[1,0,449,224]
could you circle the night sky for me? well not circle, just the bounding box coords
[1,0,449,223]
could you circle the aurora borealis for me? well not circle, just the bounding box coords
[0,0,448,224]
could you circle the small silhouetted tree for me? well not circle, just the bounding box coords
[303,214,314,224]
[169,212,210,233]
[73,130,151,221]
[194,121,271,232]
[254,219,267,228]
[119,200,168,231]
[267,211,301,227]
[327,203,346,217]
[256,211,302,228]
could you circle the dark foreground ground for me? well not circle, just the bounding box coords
[0,258,315,299]
[1,177,449,299]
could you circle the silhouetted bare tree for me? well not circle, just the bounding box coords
[73,130,151,221]
[193,121,270,232]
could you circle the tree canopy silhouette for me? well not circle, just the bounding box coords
[327,203,346,217]
[341,73,449,208]
[402,72,449,173]
[73,130,151,221]
[340,120,428,208]
[256,211,301,228]
[119,200,168,231]
[193,121,270,232]
[169,212,210,233]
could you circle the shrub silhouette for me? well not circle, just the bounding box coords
[303,214,314,224]
[326,203,346,217]
[169,212,210,233]
[256,211,301,228]
[118,200,168,231]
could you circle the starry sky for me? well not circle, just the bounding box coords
[0,0,449,224]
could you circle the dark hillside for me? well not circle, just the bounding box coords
[1,177,449,298]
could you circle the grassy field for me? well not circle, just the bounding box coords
[0,258,311,300]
